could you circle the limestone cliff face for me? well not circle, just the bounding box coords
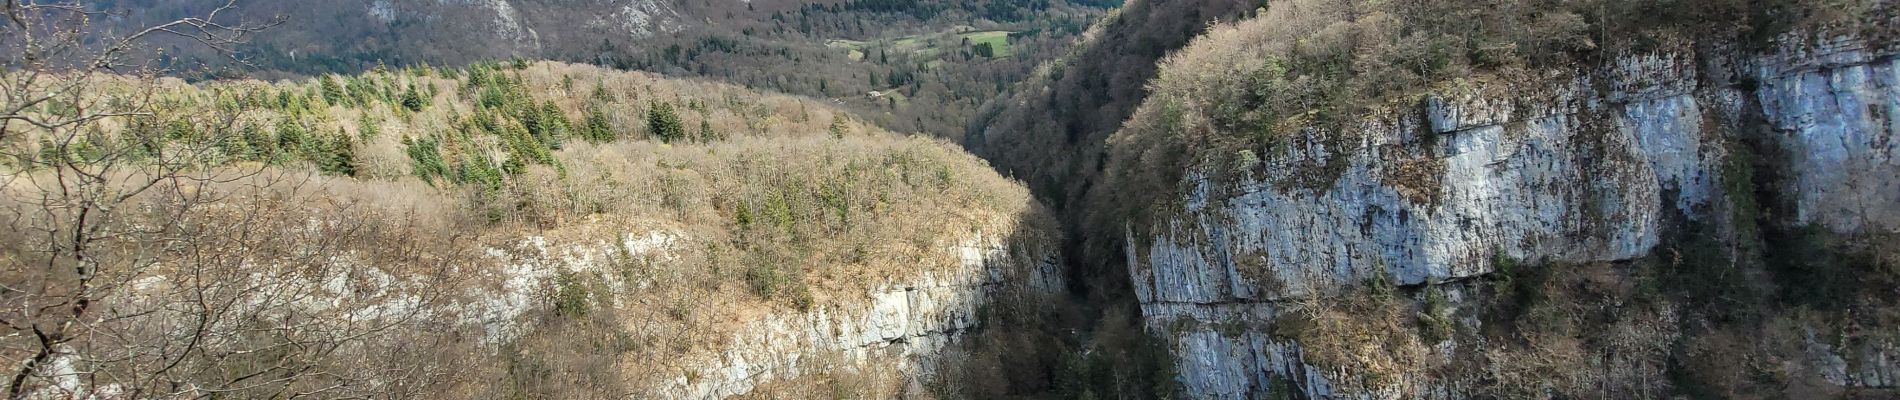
[481,228,1063,399]
[651,234,1063,399]
[1129,37,1900,398]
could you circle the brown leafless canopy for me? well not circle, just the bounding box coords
[0,2,475,399]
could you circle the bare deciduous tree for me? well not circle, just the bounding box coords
[0,2,471,399]
[2,0,280,141]
[1,2,274,396]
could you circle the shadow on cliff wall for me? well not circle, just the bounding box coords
[906,193,1182,399]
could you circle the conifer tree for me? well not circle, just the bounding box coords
[240,122,273,161]
[699,117,718,143]
[401,85,426,112]
[276,117,308,160]
[583,104,614,142]
[540,101,570,149]
[357,113,380,140]
[647,102,686,143]
[592,80,613,102]
[316,133,357,176]
[319,76,346,105]
[829,115,850,139]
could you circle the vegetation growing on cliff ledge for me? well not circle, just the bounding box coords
[1098,0,1891,243]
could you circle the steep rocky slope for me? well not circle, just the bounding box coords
[974,0,1900,398]
[472,214,1061,399]
[1124,34,1900,398]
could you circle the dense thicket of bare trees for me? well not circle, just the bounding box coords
[0,2,477,398]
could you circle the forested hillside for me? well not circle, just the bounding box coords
[1,39,1066,395]
[92,0,1114,140]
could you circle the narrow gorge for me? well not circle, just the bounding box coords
[7,0,1900,399]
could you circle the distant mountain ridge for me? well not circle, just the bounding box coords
[101,0,1103,74]
[99,0,1111,140]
